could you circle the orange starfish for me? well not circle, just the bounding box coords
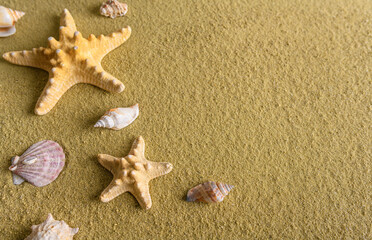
[98,136,173,209]
[3,9,131,115]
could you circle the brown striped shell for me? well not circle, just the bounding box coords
[100,0,128,18]
[186,181,234,203]
[9,140,65,187]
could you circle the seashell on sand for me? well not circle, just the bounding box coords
[100,0,128,19]
[9,140,65,187]
[25,213,79,240]
[0,6,25,37]
[186,181,234,203]
[94,103,139,130]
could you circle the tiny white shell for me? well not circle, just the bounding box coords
[0,6,25,37]
[11,156,25,185]
[25,213,79,240]
[94,103,139,130]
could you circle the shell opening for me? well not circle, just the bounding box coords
[9,165,17,171]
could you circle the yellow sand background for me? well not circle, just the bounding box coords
[0,0,370,239]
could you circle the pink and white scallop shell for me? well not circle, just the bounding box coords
[100,0,128,19]
[9,140,65,187]
[25,213,79,240]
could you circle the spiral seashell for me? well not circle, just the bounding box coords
[100,0,128,19]
[186,181,234,203]
[0,6,25,37]
[25,213,79,240]
[94,103,139,130]
[9,140,65,187]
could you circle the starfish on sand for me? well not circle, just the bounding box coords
[3,9,131,115]
[98,136,173,209]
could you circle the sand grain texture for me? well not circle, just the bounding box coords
[0,0,371,239]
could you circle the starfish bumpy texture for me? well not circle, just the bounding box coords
[3,9,131,115]
[98,136,173,210]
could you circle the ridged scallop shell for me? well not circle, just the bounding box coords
[25,213,79,240]
[94,103,139,130]
[0,6,25,37]
[100,0,128,18]
[186,181,234,203]
[9,140,65,187]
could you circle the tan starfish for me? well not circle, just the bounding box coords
[98,136,173,209]
[2,9,131,115]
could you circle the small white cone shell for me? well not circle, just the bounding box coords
[0,6,25,37]
[94,104,139,130]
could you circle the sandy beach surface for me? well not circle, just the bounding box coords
[0,0,370,239]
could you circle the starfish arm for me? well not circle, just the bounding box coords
[147,161,174,179]
[132,182,152,209]
[34,69,73,115]
[129,136,146,158]
[100,180,128,202]
[58,9,77,41]
[60,9,77,32]
[3,48,51,71]
[98,154,118,173]
[90,27,131,61]
[82,65,125,93]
